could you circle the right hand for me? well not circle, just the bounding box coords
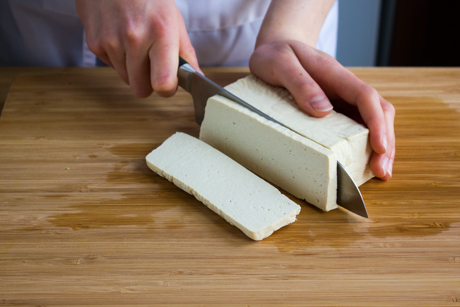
[75,0,201,98]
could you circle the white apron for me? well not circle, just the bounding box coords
[0,0,338,67]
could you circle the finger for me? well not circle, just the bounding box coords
[369,97,395,179]
[253,45,333,117]
[380,98,396,179]
[125,30,153,98]
[382,97,396,179]
[388,146,396,179]
[295,46,388,154]
[149,38,179,97]
[280,57,333,117]
[85,35,128,84]
[104,39,130,86]
[354,85,388,155]
[177,10,203,75]
[370,144,395,179]
[148,10,181,98]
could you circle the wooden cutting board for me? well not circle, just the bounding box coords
[1,67,460,306]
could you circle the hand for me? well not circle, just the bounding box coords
[249,40,395,180]
[75,0,201,98]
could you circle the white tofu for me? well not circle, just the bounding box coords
[224,75,374,186]
[200,75,374,211]
[146,132,301,241]
[200,96,338,212]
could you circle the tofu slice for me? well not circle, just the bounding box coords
[146,132,301,241]
[223,75,374,186]
[200,96,339,212]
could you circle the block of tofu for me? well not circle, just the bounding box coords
[200,97,339,212]
[146,132,301,241]
[222,75,374,186]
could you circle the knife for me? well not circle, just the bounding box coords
[177,57,368,218]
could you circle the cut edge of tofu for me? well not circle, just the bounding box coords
[146,132,301,241]
[200,96,338,212]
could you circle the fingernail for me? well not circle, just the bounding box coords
[381,157,389,177]
[387,159,393,177]
[382,135,388,153]
[310,96,333,112]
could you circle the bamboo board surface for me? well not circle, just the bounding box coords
[0,67,459,306]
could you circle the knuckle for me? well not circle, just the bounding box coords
[315,52,337,67]
[86,38,104,56]
[150,18,170,39]
[181,43,197,58]
[357,84,379,104]
[99,35,120,52]
[274,49,293,64]
[125,25,144,47]
[297,79,320,98]
[366,114,380,129]
[264,44,294,65]
[383,100,396,116]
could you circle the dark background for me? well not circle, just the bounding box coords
[377,0,460,66]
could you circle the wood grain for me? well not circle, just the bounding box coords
[0,67,459,306]
[0,68,65,117]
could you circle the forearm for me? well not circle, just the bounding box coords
[256,0,335,48]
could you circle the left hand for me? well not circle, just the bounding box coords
[249,40,395,180]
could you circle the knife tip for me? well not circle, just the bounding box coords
[356,209,369,218]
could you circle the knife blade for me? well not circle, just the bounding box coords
[177,57,368,218]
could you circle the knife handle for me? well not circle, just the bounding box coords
[177,57,196,93]
[178,57,196,73]
[179,56,188,68]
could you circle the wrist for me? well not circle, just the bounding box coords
[256,0,335,49]
[255,30,318,49]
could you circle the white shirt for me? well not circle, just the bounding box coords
[0,0,338,67]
